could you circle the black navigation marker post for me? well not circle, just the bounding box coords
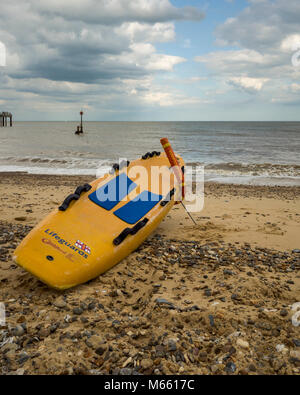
[75,111,84,135]
[80,111,83,133]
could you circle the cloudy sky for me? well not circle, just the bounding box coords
[0,0,300,121]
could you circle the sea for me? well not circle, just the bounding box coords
[0,121,299,186]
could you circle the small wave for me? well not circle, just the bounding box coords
[30,158,51,163]
[0,165,98,176]
[1,156,100,166]
[187,162,300,178]
[50,159,68,164]
[2,156,68,165]
[204,175,300,187]
[0,158,299,186]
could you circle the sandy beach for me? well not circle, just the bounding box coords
[0,173,299,375]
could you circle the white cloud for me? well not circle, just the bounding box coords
[215,0,300,52]
[196,49,279,73]
[103,42,186,72]
[122,76,201,108]
[0,1,199,80]
[142,90,201,107]
[116,22,175,43]
[195,0,300,104]
[0,0,205,116]
[30,0,205,24]
[281,34,300,52]
[228,77,269,93]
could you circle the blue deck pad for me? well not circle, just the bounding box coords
[113,190,163,224]
[89,173,137,211]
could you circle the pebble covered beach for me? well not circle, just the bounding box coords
[0,173,299,375]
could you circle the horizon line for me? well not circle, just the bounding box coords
[7,120,300,123]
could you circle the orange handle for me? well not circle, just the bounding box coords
[160,138,184,199]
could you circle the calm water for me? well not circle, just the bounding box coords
[0,121,299,185]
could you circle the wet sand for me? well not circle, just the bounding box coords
[0,173,299,375]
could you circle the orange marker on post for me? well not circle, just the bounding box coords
[160,138,185,200]
[160,138,197,226]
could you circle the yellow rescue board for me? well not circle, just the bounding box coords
[13,153,184,290]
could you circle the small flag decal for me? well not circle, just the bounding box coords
[75,240,91,255]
